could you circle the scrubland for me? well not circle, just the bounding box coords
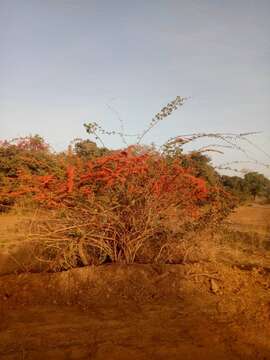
[0,109,270,359]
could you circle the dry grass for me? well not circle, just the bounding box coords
[226,203,270,235]
[1,203,269,274]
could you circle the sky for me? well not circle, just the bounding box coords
[0,0,270,175]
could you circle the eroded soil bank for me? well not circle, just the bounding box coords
[0,262,270,360]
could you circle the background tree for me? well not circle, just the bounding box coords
[221,172,270,202]
[73,139,109,159]
[244,172,270,200]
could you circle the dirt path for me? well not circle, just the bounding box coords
[2,304,255,360]
[0,303,235,360]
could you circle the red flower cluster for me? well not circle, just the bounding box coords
[2,149,209,216]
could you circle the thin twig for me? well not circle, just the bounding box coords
[185,272,220,280]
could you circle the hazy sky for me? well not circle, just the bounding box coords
[0,0,270,174]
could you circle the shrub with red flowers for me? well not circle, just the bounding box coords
[0,97,241,269]
[0,142,235,269]
[0,135,66,210]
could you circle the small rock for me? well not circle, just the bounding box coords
[210,279,219,294]
[3,293,10,301]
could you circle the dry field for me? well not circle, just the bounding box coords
[0,204,269,360]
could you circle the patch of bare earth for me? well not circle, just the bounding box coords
[226,203,270,235]
[0,205,270,360]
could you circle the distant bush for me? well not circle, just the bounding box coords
[73,139,109,159]
[0,136,67,211]
[221,172,270,203]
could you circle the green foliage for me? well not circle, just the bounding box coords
[162,147,219,186]
[0,135,62,178]
[183,152,219,185]
[221,172,270,202]
[73,139,109,159]
[244,172,270,199]
[0,135,66,211]
[221,176,245,199]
